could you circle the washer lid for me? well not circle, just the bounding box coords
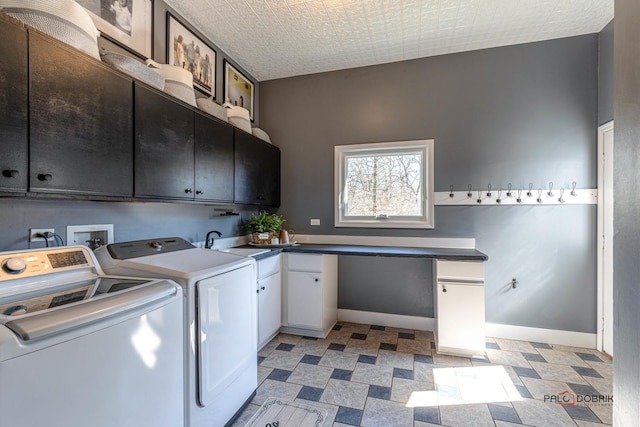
[106,237,195,259]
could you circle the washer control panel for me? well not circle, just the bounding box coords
[0,248,93,281]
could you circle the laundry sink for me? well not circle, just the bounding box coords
[219,247,270,257]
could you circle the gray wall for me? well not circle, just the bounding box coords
[613,0,640,424]
[261,35,599,333]
[598,20,614,125]
[0,198,259,252]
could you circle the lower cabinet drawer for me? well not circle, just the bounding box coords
[258,254,280,279]
[285,253,323,272]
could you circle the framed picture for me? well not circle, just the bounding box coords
[167,12,216,97]
[224,60,255,121]
[77,0,152,59]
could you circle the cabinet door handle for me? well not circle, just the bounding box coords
[256,289,259,294]
[195,190,203,195]
[185,188,193,194]
[2,169,19,178]
[37,173,52,181]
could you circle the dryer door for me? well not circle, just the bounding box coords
[196,264,257,406]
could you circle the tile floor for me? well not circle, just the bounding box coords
[232,322,613,427]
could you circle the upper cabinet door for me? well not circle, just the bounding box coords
[134,84,195,199]
[29,33,133,197]
[194,111,234,202]
[234,129,281,207]
[0,19,28,192]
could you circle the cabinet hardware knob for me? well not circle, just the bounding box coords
[185,188,193,194]
[196,190,203,195]
[314,278,319,282]
[2,170,19,178]
[261,286,265,290]
[37,173,52,181]
[256,289,259,293]
[442,287,447,293]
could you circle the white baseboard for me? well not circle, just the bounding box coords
[295,234,475,249]
[338,309,435,331]
[486,323,597,349]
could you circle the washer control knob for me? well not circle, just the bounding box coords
[2,258,27,274]
[150,241,163,250]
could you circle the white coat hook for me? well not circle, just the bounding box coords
[571,181,578,197]
[477,190,483,204]
[467,184,473,198]
[516,189,523,204]
[496,189,502,204]
[558,188,565,203]
[449,185,454,198]
[547,182,554,197]
[487,184,492,197]
[537,188,544,203]
[527,183,533,197]
[506,183,513,197]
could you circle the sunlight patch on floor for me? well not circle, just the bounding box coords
[406,365,522,407]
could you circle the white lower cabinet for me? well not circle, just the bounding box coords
[282,253,337,338]
[434,260,486,357]
[257,255,282,349]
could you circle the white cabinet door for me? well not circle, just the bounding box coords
[436,282,485,356]
[258,271,281,347]
[287,271,323,329]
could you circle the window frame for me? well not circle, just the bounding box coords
[334,139,435,229]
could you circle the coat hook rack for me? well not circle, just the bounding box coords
[527,183,533,198]
[449,185,455,198]
[571,181,578,197]
[467,184,473,198]
[558,188,565,204]
[537,189,543,204]
[516,189,523,204]
[547,182,554,197]
[477,190,483,204]
[496,189,502,204]
[486,184,492,198]
[506,183,513,198]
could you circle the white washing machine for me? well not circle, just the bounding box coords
[0,246,184,427]
[95,237,257,427]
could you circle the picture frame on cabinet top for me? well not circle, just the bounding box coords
[167,12,216,98]
[77,0,152,59]
[224,60,255,121]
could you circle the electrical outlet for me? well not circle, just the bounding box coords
[30,228,55,242]
[310,219,320,226]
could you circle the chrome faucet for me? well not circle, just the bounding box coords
[204,230,222,249]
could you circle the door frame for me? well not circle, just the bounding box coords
[597,120,614,355]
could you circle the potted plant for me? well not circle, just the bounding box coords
[245,211,285,244]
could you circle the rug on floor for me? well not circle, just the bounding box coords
[245,397,327,427]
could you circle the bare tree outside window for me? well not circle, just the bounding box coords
[345,153,423,216]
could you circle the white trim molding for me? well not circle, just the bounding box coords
[486,323,597,349]
[435,189,597,206]
[294,234,475,249]
[338,309,436,331]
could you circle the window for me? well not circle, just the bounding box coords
[335,139,434,229]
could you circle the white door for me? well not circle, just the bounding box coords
[598,121,614,356]
[287,271,323,329]
[258,271,282,347]
[436,282,485,356]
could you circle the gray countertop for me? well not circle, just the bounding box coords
[244,243,488,261]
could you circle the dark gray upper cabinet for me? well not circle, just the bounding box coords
[134,83,195,199]
[195,111,234,202]
[0,18,28,193]
[234,128,280,207]
[29,33,133,197]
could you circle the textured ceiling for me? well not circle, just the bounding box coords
[164,0,614,82]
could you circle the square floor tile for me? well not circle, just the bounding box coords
[568,382,601,396]
[393,367,414,380]
[488,403,521,424]
[290,339,330,356]
[331,368,353,381]
[260,349,304,370]
[333,324,343,331]
[484,349,532,368]
[494,338,537,353]
[344,339,380,356]
[440,403,494,427]
[335,406,363,426]
[576,352,603,363]
[415,354,434,364]
[292,399,339,426]
[529,361,587,385]
[536,349,589,367]
[391,377,434,403]
[287,363,333,388]
[351,333,367,340]
[485,342,500,350]
[329,343,347,351]
[300,354,322,365]
[276,343,295,351]
[572,366,604,379]
[321,379,369,409]
[564,405,601,423]
[296,385,324,402]
[370,325,385,331]
[257,355,266,365]
[377,349,414,369]
[397,338,432,354]
[368,384,392,400]
[267,368,292,382]
[414,406,441,424]
[398,332,415,340]
[320,350,359,370]
[252,379,302,406]
[351,362,394,387]
[361,398,413,427]
[513,398,577,427]
[530,342,553,350]
[515,384,533,399]
[379,342,397,351]
[358,354,377,364]
[513,366,541,379]
[523,352,547,363]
